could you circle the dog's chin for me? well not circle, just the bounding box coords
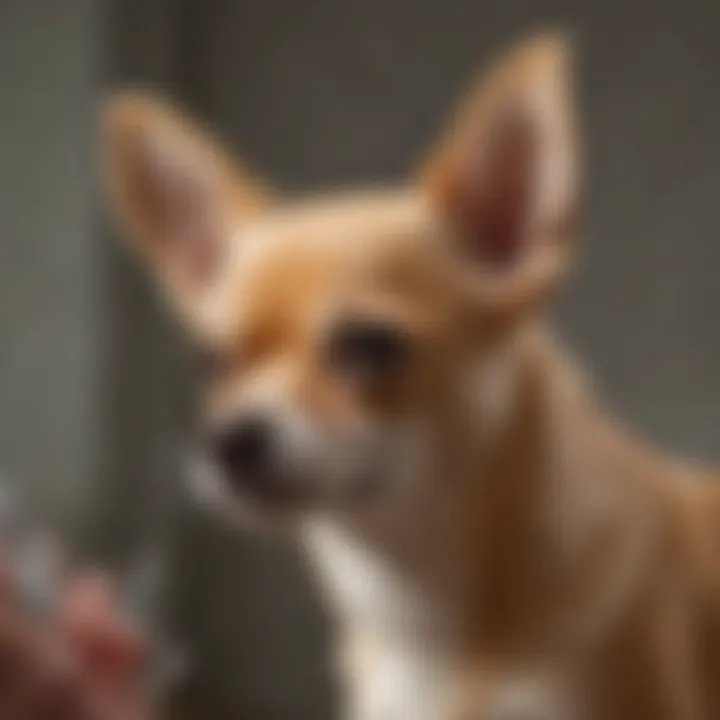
[184,453,391,535]
[184,456,300,534]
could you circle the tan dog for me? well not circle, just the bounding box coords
[102,33,720,720]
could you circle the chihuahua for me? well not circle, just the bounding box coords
[102,34,720,720]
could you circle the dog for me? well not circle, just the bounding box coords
[102,33,720,720]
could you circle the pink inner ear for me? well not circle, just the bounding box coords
[164,171,221,286]
[459,106,538,269]
[133,139,222,287]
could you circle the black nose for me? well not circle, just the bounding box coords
[212,416,273,480]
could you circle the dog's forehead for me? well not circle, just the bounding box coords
[231,190,430,299]
[206,189,444,345]
[244,189,427,260]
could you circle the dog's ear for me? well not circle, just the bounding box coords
[422,33,579,317]
[102,93,270,335]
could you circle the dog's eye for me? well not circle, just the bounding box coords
[326,320,409,378]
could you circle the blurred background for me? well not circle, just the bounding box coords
[0,1,718,718]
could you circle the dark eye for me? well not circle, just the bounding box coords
[326,320,409,377]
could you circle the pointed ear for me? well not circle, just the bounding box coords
[422,34,579,312]
[102,93,270,329]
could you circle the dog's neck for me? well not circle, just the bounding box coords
[302,326,658,652]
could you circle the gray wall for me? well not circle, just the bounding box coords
[0,1,718,719]
[0,1,100,534]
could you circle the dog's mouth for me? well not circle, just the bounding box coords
[184,453,304,532]
[185,449,390,525]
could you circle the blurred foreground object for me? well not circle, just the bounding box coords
[0,479,188,711]
[0,506,151,717]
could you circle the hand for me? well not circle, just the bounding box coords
[0,560,151,720]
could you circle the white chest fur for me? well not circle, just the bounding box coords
[301,487,579,720]
[304,519,446,638]
[303,519,454,720]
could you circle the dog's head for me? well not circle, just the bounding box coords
[102,35,579,524]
